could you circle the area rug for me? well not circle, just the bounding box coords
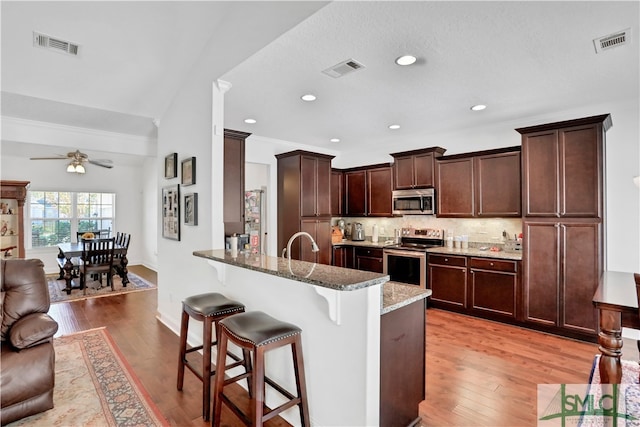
[579,355,640,427]
[8,328,168,426]
[48,271,156,303]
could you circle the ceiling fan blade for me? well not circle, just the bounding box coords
[30,156,68,160]
[88,160,114,169]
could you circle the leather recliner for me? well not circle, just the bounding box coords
[1,258,59,425]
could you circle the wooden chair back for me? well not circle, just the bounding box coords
[81,237,115,271]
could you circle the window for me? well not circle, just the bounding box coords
[29,191,115,248]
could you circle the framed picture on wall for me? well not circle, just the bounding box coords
[162,184,180,240]
[165,153,178,179]
[185,193,198,226]
[181,157,196,186]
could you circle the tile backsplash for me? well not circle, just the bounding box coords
[333,215,522,245]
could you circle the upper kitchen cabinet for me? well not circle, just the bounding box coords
[331,169,344,216]
[391,147,446,189]
[517,114,611,218]
[344,164,393,217]
[277,150,334,264]
[436,147,521,218]
[0,180,29,259]
[223,129,250,237]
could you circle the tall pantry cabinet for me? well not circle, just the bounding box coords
[517,114,611,339]
[277,150,334,265]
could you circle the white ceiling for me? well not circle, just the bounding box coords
[2,1,639,163]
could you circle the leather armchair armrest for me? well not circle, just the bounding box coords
[9,313,59,350]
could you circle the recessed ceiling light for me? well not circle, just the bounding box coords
[395,55,417,66]
[470,104,487,111]
[244,118,257,124]
[301,94,317,102]
[388,124,401,130]
[330,138,340,143]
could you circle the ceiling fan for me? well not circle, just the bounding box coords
[30,150,113,174]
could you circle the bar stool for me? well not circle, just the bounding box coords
[177,292,247,421]
[212,311,310,427]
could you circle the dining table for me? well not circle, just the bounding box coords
[56,242,129,294]
[592,270,640,384]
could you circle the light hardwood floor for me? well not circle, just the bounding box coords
[48,265,633,427]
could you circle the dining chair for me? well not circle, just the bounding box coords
[113,233,131,277]
[80,237,115,294]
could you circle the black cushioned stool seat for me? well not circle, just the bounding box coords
[213,311,310,427]
[177,292,247,421]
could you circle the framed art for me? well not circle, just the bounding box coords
[181,157,196,186]
[165,153,177,179]
[162,184,180,240]
[184,193,198,226]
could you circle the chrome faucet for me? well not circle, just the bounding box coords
[282,231,319,259]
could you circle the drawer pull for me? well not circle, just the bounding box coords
[490,262,494,266]
[445,258,449,262]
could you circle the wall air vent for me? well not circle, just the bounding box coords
[322,58,365,78]
[593,28,630,53]
[33,32,79,56]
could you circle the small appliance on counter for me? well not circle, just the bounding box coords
[337,219,346,237]
[351,223,365,241]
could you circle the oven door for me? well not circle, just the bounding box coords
[382,248,427,288]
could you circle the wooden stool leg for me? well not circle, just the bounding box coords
[292,336,310,427]
[202,317,213,421]
[252,347,266,427]
[212,330,229,427]
[177,309,189,391]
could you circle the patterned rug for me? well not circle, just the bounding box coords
[47,271,156,303]
[8,328,168,426]
[580,355,640,427]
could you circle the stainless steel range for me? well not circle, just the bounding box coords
[383,228,444,288]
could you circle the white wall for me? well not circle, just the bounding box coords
[0,152,147,273]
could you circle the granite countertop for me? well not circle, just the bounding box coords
[426,246,522,261]
[382,282,432,315]
[333,238,396,248]
[193,249,389,291]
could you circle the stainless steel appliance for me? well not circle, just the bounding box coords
[383,228,444,288]
[351,222,365,241]
[392,188,435,215]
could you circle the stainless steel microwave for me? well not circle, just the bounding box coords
[392,189,435,215]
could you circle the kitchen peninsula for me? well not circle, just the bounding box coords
[193,249,430,426]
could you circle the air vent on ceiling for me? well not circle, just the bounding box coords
[33,32,79,56]
[593,28,630,53]
[322,58,365,78]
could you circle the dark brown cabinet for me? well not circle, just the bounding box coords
[0,180,30,259]
[223,129,250,236]
[436,147,521,218]
[428,254,468,309]
[469,257,519,320]
[523,220,601,335]
[518,115,610,218]
[517,114,611,340]
[277,150,335,264]
[344,164,393,217]
[391,147,446,189]
[332,245,354,268]
[300,219,332,265]
[331,169,344,216]
[355,247,383,273]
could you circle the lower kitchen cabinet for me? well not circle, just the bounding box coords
[332,245,354,269]
[428,255,468,309]
[469,257,519,320]
[355,247,384,273]
[428,253,522,321]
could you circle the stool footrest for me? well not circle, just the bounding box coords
[264,375,297,401]
[263,398,302,423]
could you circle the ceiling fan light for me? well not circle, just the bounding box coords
[75,164,86,174]
[67,163,76,173]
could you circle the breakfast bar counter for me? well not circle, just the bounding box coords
[193,249,429,426]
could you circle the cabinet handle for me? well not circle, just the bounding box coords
[490,262,494,266]
[444,258,449,262]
